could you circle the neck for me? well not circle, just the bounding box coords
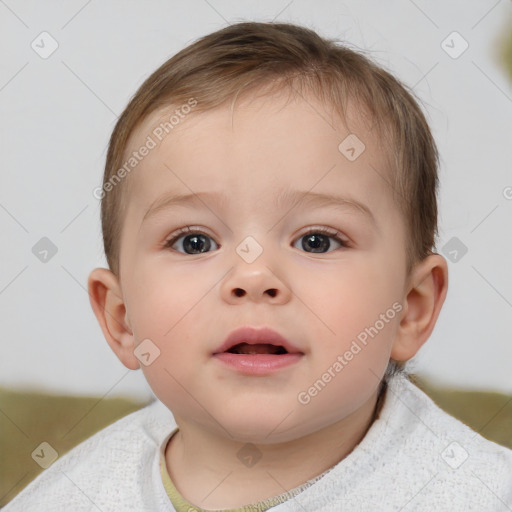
[164,384,385,509]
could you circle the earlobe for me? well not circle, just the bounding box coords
[88,268,140,370]
[391,254,449,361]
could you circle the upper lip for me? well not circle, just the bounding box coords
[213,326,303,355]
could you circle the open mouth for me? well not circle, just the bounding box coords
[213,328,302,374]
[226,343,288,355]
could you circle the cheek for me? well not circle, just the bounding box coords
[126,261,206,339]
[125,261,218,375]
[301,255,402,322]
[126,264,209,409]
[296,254,404,369]
[298,267,401,420]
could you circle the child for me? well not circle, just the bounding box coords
[6,21,511,511]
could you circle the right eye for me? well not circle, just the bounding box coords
[164,227,219,255]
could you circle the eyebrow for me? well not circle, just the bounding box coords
[142,189,375,226]
[142,191,228,223]
[274,189,376,226]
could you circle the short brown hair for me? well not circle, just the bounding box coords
[101,21,439,277]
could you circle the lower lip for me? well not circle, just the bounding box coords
[212,353,303,375]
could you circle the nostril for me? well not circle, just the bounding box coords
[233,288,245,297]
[231,288,278,298]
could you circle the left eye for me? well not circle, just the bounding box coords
[293,230,347,253]
[165,230,219,254]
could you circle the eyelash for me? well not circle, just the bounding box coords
[163,226,350,252]
[163,226,211,248]
[296,227,350,249]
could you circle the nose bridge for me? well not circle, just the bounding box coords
[220,235,291,304]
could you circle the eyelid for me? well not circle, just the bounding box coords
[297,226,351,247]
[163,226,219,249]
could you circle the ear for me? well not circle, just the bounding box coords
[88,268,140,370]
[391,254,449,361]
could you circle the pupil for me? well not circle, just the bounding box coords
[303,234,329,253]
[184,234,210,254]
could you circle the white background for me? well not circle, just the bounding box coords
[1,0,511,399]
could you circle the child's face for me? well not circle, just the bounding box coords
[116,91,411,442]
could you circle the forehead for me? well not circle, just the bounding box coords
[122,89,397,224]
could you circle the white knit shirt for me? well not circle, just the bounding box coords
[4,374,512,511]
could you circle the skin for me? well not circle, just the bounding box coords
[89,89,448,509]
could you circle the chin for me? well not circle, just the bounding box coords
[219,410,309,445]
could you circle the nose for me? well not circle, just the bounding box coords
[220,258,292,305]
